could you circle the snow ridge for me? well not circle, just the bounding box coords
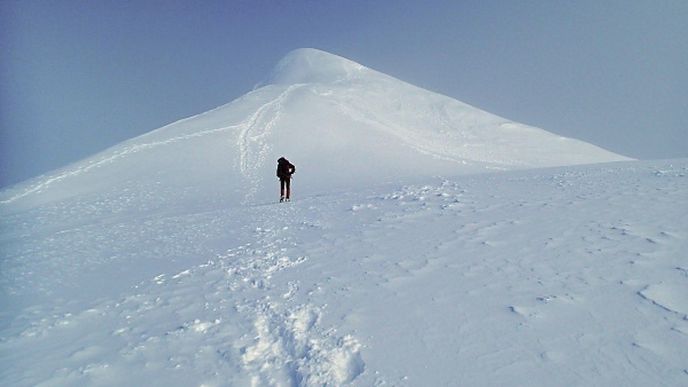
[0,100,249,205]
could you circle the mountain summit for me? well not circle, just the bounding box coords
[267,48,370,85]
[1,48,630,209]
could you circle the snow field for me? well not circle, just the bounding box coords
[1,196,366,386]
[2,160,687,385]
[0,48,683,385]
[261,161,688,385]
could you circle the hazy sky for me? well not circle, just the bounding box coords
[1,0,686,187]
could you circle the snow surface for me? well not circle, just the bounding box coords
[2,49,686,386]
[0,48,629,209]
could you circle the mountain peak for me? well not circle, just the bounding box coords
[267,48,369,85]
[0,48,630,208]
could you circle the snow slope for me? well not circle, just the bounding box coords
[5,48,684,386]
[0,48,629,210]
[1,159,687,386]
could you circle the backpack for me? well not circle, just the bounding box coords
[277,158,295,179]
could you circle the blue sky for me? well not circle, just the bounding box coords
[1,0,686,187]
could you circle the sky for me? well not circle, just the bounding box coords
[1,0,686,188]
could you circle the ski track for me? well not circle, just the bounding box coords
[238,84,304,204]
[0,84,302,206]
[0,123,243,205]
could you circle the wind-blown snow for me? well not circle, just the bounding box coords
[2,49,683,386]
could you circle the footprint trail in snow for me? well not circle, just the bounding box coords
[0,201,367,386]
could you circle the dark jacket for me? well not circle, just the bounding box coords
[276,157,295,180]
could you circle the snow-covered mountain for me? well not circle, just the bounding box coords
[0,48,629,210]
[5,49,686,387]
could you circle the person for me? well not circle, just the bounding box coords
[276,157,295,202]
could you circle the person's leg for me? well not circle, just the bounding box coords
[280,179,286,200]
[285,178,291,200]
